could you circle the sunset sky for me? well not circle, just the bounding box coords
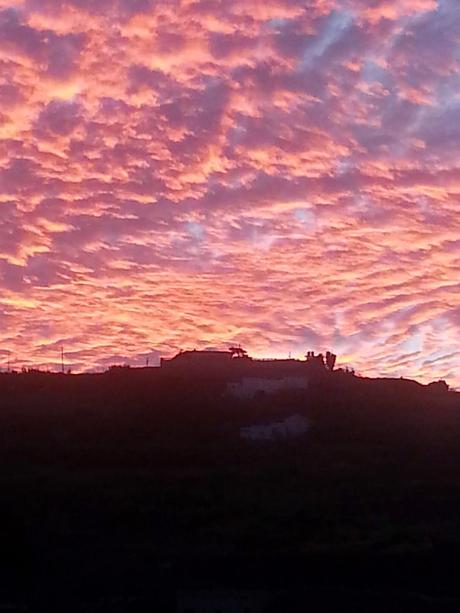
[0,0,459,384]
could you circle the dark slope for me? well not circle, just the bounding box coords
[0,369,459,611]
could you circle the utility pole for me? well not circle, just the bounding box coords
[61,346,65,374]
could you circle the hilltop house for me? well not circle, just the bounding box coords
[160,349,236,375]
[226,376,309,400]
[160,348,335,382]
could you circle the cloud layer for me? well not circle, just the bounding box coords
[0,0,459,384]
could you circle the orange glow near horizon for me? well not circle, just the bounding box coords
[0,0,459,385]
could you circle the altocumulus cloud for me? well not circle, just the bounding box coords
[0,0,459,385]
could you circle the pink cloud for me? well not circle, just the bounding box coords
[0,0,458,385]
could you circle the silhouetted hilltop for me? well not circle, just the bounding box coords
[0,364,457,474]
[0,365,459,611]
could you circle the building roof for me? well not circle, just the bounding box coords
[171,350,232,360]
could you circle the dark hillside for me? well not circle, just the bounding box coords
[0,369,459,611]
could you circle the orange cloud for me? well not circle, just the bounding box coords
[0,0,458,386]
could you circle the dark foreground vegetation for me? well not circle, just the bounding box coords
[0,368,459,611]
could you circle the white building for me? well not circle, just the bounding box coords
[227,376,308,400]
[240,414,309,442]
